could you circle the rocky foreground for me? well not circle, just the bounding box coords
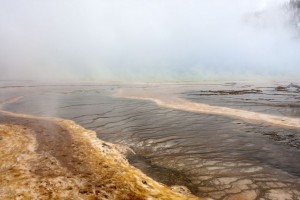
[0,111,203,200]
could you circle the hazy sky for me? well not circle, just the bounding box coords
[0,0,299,82]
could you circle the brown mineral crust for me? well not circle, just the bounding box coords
[0,111,204,200]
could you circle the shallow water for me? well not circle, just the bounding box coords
[1,81,300,199]
[182,82,300,118]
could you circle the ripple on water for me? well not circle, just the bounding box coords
[1,84,300,199]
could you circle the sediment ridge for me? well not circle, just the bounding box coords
[117,89,300,130]
[0,110,203,200]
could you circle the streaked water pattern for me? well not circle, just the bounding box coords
[1,81,300,199]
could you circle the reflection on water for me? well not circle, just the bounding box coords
[1,81,300,199]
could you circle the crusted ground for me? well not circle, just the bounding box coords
[0,111,203,200]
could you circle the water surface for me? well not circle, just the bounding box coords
[1,81,300,199]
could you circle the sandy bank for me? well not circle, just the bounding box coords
[0,111,203,200]
[117,89,300,130]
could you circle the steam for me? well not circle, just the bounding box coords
[0,0,299,82]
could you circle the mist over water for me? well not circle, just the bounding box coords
[0,0,299,81]
[1,82,300,199]
[2,2,300,199]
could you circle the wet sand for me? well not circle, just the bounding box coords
[116,86,300,129]
[0,110,200,200]
[1,81,300,199]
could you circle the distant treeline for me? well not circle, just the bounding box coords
[288,0,300,29]
[289,0,300,9]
